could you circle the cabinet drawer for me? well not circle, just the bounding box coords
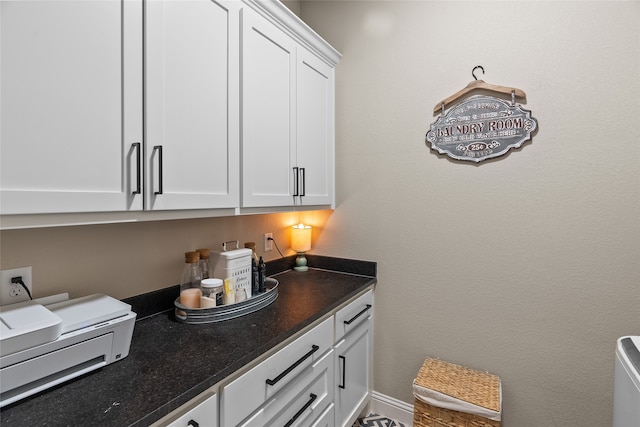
[335,290,373,342]
[311,403,335,427]
[166,391,217,427]
[240,349,334,427]
[221,316,333,426]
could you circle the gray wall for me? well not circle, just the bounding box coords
[0,210,333,300]
[299,1,640,426]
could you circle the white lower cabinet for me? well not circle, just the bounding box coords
[166,390,218,427]
[221,316,333,426]
[162,288,374,427]
[239,349,333,427]
[311,403,336,427]
[334,291,374,427]
[335,321,371,427]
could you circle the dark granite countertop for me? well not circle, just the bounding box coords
[0,256,376,426]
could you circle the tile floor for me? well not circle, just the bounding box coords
[353,413,407,427]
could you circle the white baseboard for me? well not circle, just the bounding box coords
[367,390,414,426]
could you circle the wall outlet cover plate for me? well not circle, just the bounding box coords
[0,267,33,306]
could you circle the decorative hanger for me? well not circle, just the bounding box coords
[433,66,526,113]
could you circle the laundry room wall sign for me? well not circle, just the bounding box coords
[426,66,538,163]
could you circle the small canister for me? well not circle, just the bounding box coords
[200,278,224,307]
[211,244,252,300]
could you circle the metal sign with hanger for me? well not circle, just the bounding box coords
[426,66,538,163]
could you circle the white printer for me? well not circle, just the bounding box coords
[0,294,136,407]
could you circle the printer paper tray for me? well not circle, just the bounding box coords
[0,332,113,407]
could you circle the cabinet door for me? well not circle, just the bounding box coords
[145,0,239,211]
[335,319,372,427]
[0,0,143,214]
[296,49,334,206]
[240,7,297,208]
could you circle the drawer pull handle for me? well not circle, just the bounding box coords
[284,393,317,427]
[344,304,372,325]
[187,420,199,427]
[265,345,319,386]
[339,355,346,389]
[153,145,163,195]
[299,167,306,197]
[132,142,141,195]
[293,167,299,197]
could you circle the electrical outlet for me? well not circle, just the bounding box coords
[264,233,273,252]
[0,267,33,306]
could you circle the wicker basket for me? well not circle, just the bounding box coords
[413,358,501,427]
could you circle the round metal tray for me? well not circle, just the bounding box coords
[174,278,278,324]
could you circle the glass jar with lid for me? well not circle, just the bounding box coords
[201,278,224,307]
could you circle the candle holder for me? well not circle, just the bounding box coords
[291,224,311,272]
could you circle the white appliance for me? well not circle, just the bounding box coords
[613,336,640,427]
[0,294,136,407]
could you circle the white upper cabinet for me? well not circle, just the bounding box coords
[0,0,339,222]
[296,49,334,206]
[0,0,143,214]
[145,0,239,211]
[240,4,338,209]
[240,7,297,208]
